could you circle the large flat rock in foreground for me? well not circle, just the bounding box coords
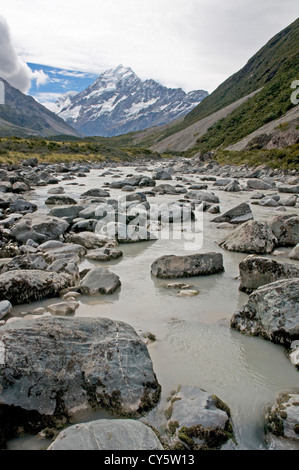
[48,419,163,450]
[151,252,224,278]
[0,317,160,418]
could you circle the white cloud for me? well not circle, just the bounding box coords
[54,70,97,78]
[30,69,49,87]
[33,91,65,112]
[0,15,31,92]
[0,1,298,93]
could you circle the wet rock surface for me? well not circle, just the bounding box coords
[0,317,161,441]
[65,231,116,249]
[219,220,277,254]
[48,419,163,450]
[268,215,299,247]
[142,385,235,450]
[231,278,299,346]
[289,243,299,260]
[10,214,69,243]
[85,247,123,261]
[151,252,224,278]
[239,255,299,293]
[0,301,12,320]
[265,392,299,450]
[211,202,253,224]
[80,267,121,295]
[0,270,72,304]
[0,158,298,450]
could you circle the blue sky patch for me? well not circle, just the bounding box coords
[28,63,98,111]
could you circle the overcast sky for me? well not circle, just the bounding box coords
[1,0,298,94]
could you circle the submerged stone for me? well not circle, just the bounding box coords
[0,317,160,425]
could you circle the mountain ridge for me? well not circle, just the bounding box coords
[0,78,81,138]
[57,65,208,137]
[136,17,299,155]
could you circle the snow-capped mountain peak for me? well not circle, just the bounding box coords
[57,65,208,136]
[56,91,78,113]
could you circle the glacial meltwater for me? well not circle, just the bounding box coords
[6,165,299,450]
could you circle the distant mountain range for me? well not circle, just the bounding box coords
[1,15,298,153]
[56,65,208,137]
[0,78,80,138]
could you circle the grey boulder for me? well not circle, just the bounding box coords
[239,255,299,293]
[80,188,110,198]
[211,202,253,224]
[0,270,72,304]
[186,191,219,204]
[0,214,23,228]
[42,243,86,262]
[0,300,12,320]
[289,244,299,260]
[213,178,232,187]
[0,254,48,273]
[48,419,163,450]
[65,232,116,249]
[71,219,98,232]
[151,252,224,279]
[223,180,241,192]
[99,222,154,243]
[12,182,29,193]
[45,195,77,205]
[0,317,160,418]
[80,267,121,295]
[11,214,69,243]
[153,170,172,181]
[246,179,272,190]
[265,392,299,450]
[49,205,84,220]
[231,278,299,346]
[281,196,297,207]
[9,199,37,214]
[278,185,299,194]
[85,248,123,261]
[142,386,234,450]
[268,215,299,247]
[219,220,277,254]
[259,198,279,207]
[47,187,65,195]
[47,301,79,316]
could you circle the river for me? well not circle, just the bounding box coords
[7,165,299,450]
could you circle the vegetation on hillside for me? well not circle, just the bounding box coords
[0,136,161,164]
[215,145,299,170]
[0,136,297,171]
[135,18,299,151]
